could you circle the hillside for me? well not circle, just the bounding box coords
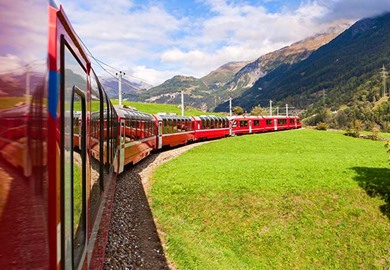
[221,26,347,97]
[201,61,250,90]
[216,12,390,123]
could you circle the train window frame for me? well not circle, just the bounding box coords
[254,120,260,126]
[61,38,87,270]
[266,119,272,125]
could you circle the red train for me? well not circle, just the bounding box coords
[0,1,300,269]
[115,108,300,172]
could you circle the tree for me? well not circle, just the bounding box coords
[233,106,244,115]
[352,119,363,137]
[250,106,267,116]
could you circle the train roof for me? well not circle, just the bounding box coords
[154,113,192,121]
[193,115,229,121]
[229,115,299,119]
[115,106,154,120]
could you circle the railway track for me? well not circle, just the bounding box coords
[104,141,209,269]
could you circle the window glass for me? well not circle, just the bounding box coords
[240,120,248,127]
[254,120,260,126]
[63,44,86,269]
[266,119,272,125]
[89,73,102,225]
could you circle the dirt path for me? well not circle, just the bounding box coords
[104,141,209,269]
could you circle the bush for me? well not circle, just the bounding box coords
[371,125,380,140]
[316,122,328,131]
[233,106,244,115]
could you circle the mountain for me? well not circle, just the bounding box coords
[136,75,211,108]
[201,61,250,90]
[138,26,345,111]
[223,26,347,95]
[133,62,249,110]
[215,12,390,114]
[100,77,152,99]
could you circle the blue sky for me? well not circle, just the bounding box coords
[58,0,390,85]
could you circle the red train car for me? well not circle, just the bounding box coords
[0,2,118,269]
[193,115,230,140]
[153,113,195,149]
[116,107,157,173]
[231,115,300,135]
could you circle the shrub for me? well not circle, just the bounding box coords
[371,125,380,140]
[316,122,328,131]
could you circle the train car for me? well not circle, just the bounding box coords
[153,113,195,149]
[193,115,230,140]
[116,107,157,173]
[0,2,118,269]
[232,116,271,134]
[231,115,299,135]
[288,115,302,129]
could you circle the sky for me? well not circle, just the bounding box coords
[57,0,390,86]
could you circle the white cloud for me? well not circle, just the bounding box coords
[57,0,390,86]
[132,66,178,85]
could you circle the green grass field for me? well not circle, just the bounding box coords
[111,99,224,116]
[150,129,390,269]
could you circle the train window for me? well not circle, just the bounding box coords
[89,72,103,226]
[253,120,259,126]
[240,120,248,127]
[290,119,294,124]
[278,119,287,125]
[110,104,117,164]
[266,120,272,125]
[141,121,145,139]
[62,43,87,269]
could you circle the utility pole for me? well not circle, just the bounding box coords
[116,71,125,106]
[269,100,273,116]
[286,104,289,117]
[381,65,388,97]
[276,107,279,116]
[229,97,232,117]
[181,90,184,116]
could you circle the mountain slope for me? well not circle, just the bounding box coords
[201,61,250,90]
[223,28,346,94]
[137,75,211,107]
[215,12,390,112]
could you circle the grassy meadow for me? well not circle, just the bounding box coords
[111,99,225,116]
[150,129,390,269]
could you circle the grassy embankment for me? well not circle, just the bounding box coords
[150,129,390,269]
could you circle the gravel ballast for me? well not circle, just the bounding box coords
[104,142,209,269]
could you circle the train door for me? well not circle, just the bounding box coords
[119,119,125,173]
[249,120,252,134]
[158,120,163,149]
[274,119,278,131]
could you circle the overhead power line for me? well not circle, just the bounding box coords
[74,31,155,86]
